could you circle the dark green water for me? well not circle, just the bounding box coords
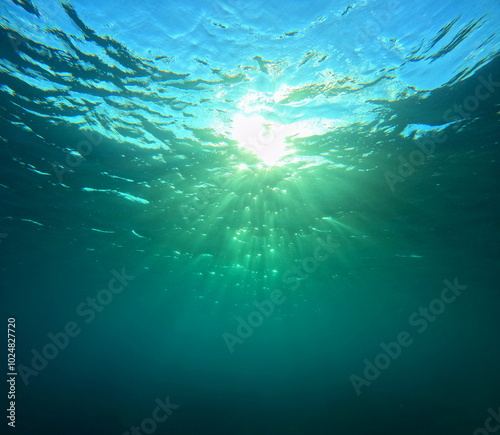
[1,1,499,434]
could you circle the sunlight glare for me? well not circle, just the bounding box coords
[231,114,292,166]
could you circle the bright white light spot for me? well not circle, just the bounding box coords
[231,114,292,166]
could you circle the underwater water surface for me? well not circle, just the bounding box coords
[0,0,499,434]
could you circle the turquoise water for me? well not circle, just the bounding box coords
[1,0,499,434]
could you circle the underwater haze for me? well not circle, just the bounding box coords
[1,0,500,434]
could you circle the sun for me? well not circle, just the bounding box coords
[231,114,293,166]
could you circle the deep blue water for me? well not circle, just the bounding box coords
[1,0,499,434]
